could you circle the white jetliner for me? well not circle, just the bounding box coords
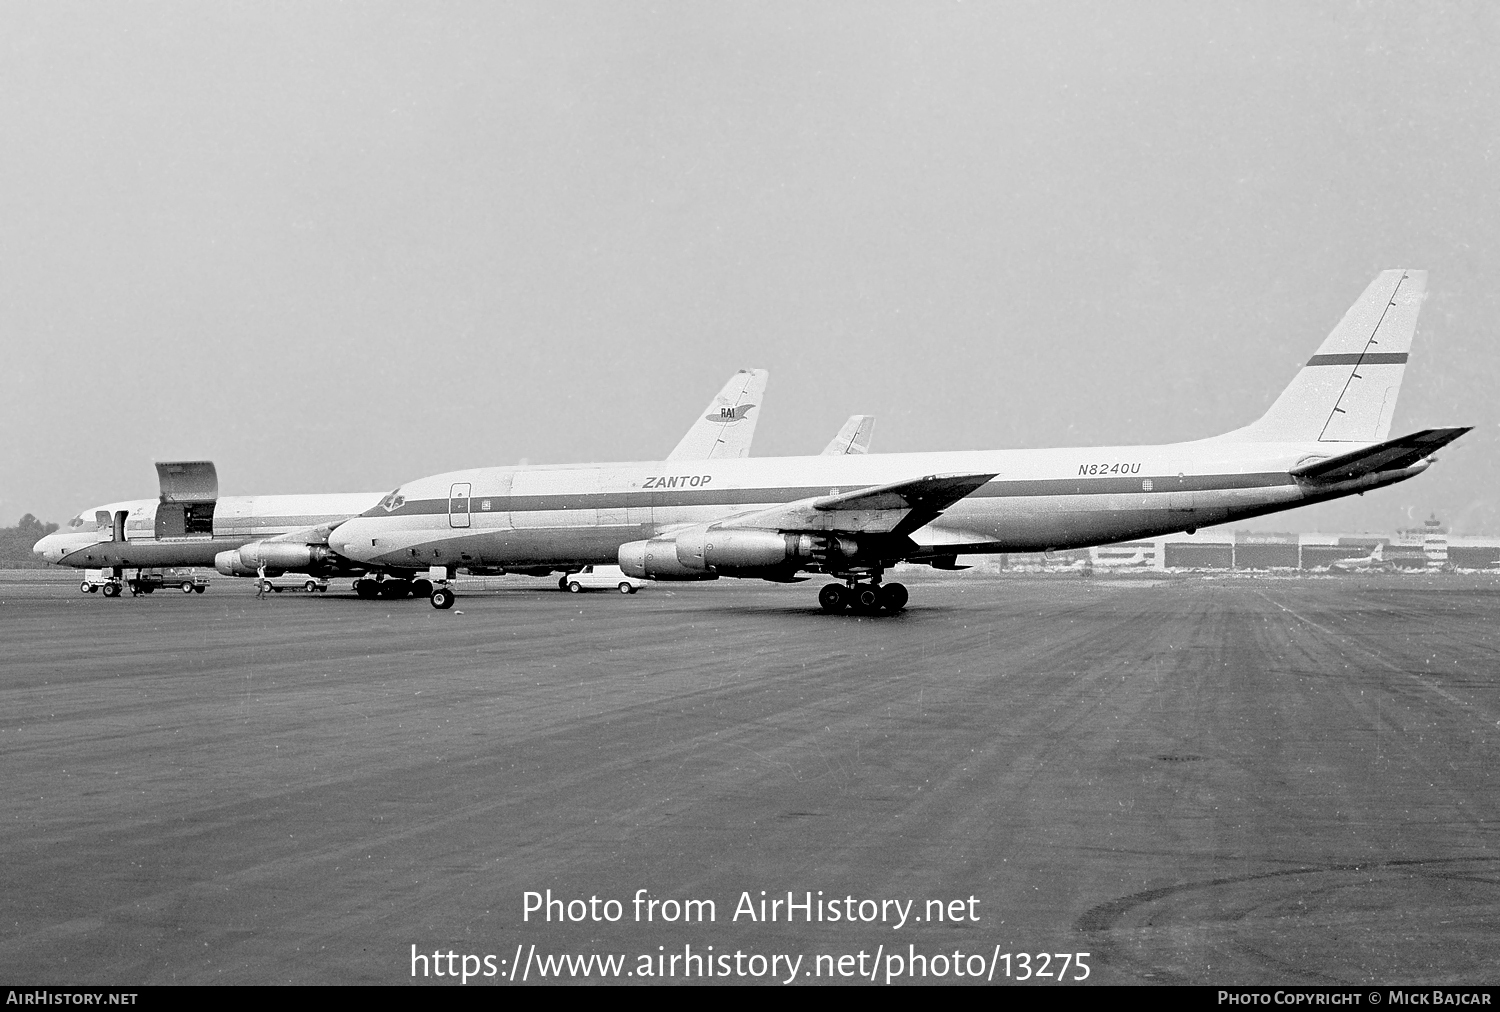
[330,270,1469,613]
[31,460,384,597]
[1090,545,1152,568]
[33,371,771,598]
[1329,542,1394,572]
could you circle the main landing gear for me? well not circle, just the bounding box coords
[818,579,907,615]
[352,577,435,600]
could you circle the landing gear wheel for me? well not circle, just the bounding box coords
[559,576,570,591]
[568,581,583,594]
[379,580,411,599]
[411,579,433,599]
[430,586,456,610]
[181,581,195,593]
[818,584,847,613]
[879,582,908,613]
[194,585,206,593]
[355,579,380,600]
[852,585,881,614]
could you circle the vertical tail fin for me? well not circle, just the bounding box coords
[821,415,876,455]
[1227,270,1426,443]
[666,369,768,460]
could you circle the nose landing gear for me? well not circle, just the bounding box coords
[425,566,457,609]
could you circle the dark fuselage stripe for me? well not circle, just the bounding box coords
[1305,352,1408,366]
[375,472,1296,519]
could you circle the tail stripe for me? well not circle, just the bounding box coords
[1307,352,1408,366]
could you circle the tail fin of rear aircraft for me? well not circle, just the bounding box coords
[666,369,768,460]
[1226,269,1426,443]
[821,415,876,455]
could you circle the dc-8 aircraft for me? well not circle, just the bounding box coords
[33,370,770,598]
[330,270,1468,613]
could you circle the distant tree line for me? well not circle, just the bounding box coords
[0,514,59,568]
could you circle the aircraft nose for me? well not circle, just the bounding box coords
[33,535,61,563]
[330,518,378,562]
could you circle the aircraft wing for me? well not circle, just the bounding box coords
[262,523,339,545]
[1290,426,1471,483]
[666,369,768,460]
[821,415,876,455]
[716,472,997,536]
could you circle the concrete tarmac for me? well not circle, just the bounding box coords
[1,570,1497,985]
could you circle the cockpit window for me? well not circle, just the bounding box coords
[379,488,406,512]
[68,515,98,531]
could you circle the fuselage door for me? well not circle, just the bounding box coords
[449,483,472,528]
[1168,465,1198,523]
[95,510,114,542]
[475,473,513,529]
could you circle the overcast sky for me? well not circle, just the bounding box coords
[2,2,1496,534]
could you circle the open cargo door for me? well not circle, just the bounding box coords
[154,460,219,538]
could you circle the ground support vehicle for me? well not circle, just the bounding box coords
[562,565,645,594]
[257,574,331,594]
[82,567,209,596]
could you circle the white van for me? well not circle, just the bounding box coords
[563,565,644,594]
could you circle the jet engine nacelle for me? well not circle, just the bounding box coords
[214,550,258,577]
[673,529,818,572]
[217,540,333,576]
[618,540,719,581]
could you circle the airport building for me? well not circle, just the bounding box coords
[996,516,1500,572]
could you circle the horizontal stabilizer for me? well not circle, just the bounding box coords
[718,472,996,535]
[1290,426,1471,483]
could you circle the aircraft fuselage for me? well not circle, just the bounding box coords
[34,493,384,570]
[329,438,1425,572]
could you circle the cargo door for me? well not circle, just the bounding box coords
[474,472,513,528]
[154,461,218,539]
[155,461,218,501]
[1168,464,1198,528]
[597,470,627,526]
[449,483,472,528]
[510,469,597,529]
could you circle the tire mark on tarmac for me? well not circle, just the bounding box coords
[1255,589,1481,715]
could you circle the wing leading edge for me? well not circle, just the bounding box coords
[716,472,997,536]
